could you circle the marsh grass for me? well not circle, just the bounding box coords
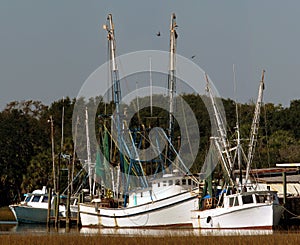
[0,233,300,245]
[0,206,15,221]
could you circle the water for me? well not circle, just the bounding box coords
[0,222,277,236]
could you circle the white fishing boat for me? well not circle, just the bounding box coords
[191,190,283,229]
[80,173,199,227]
[9,186,66,224]
[78,13,203,228]
[191,71,284,229]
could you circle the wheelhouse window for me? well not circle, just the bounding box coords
[242,195,254,204]
[182,179,186,185]
[25,196,31,202]
[42,196,48,203]
[168,180,173,186]
[32,195,41,202]
[234,197,239,206]
[229,197,234,207]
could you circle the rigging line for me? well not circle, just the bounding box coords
[105,39,110,115]
[106,122,199,184]
[136,81,141,123]
[175,64,199,164]
[112,122,200,183]
[156,128,200,184]
[117,58,141,124]
[282,206,299,218]
[123,120,148,188]
[106,39,114,162]
[102,123,139,177]
[180,95,195,161]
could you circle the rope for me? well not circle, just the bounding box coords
[282,206,299,218]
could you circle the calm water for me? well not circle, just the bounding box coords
[0,222,279,236]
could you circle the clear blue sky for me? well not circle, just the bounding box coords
[1,0,299,110]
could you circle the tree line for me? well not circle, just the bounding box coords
[0,95,300,206]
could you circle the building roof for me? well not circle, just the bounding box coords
[257,175,300,184]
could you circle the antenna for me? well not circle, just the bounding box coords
[150,57,153,117]
[233,64,240,137]
[233,65,243,187]
[61,97,65,152]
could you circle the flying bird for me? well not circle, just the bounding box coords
[156,31,161,37]
[190,55,196,59]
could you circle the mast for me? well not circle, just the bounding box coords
[49,115,56,193]
[245,70,265,184]
[205,74,233,185]
[205,74,234,182]
[103,14,125,194]
[167,13,178,165]
[85,107,93,195]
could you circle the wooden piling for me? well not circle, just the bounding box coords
[283,171,287,206]
[283,171,287,226]
[77,196,81,228]
[66,162,71,229]
[47,188,52,229]
[55,192,60,228]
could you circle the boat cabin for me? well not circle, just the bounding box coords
[21,187,67,208]
[127,174,198,207]
[223,191,280,209]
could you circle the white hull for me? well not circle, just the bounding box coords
[9,187,66,224]
[80,191,198,228]
[191,202,283,229]
[9,205,56,224]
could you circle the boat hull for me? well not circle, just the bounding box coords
[191,203,283,229]
[80,191,198,228]
[9,205,65,224]
[9,205,53,224]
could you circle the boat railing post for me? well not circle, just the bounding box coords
[66,159,71,229]
[47,188,52,229]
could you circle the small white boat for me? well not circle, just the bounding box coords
[9,186,66,224]
[191,190,283,229]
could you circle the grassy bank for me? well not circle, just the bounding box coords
[0,206,15,221]
[0,233,300,245]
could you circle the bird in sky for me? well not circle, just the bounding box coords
[156,31,161,37]
[190,55,196,59]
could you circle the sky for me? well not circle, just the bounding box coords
[1,0,300,110]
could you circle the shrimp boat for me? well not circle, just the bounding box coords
[78,13,201,228]
[191,71,284,229]
[9,186,66,224]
